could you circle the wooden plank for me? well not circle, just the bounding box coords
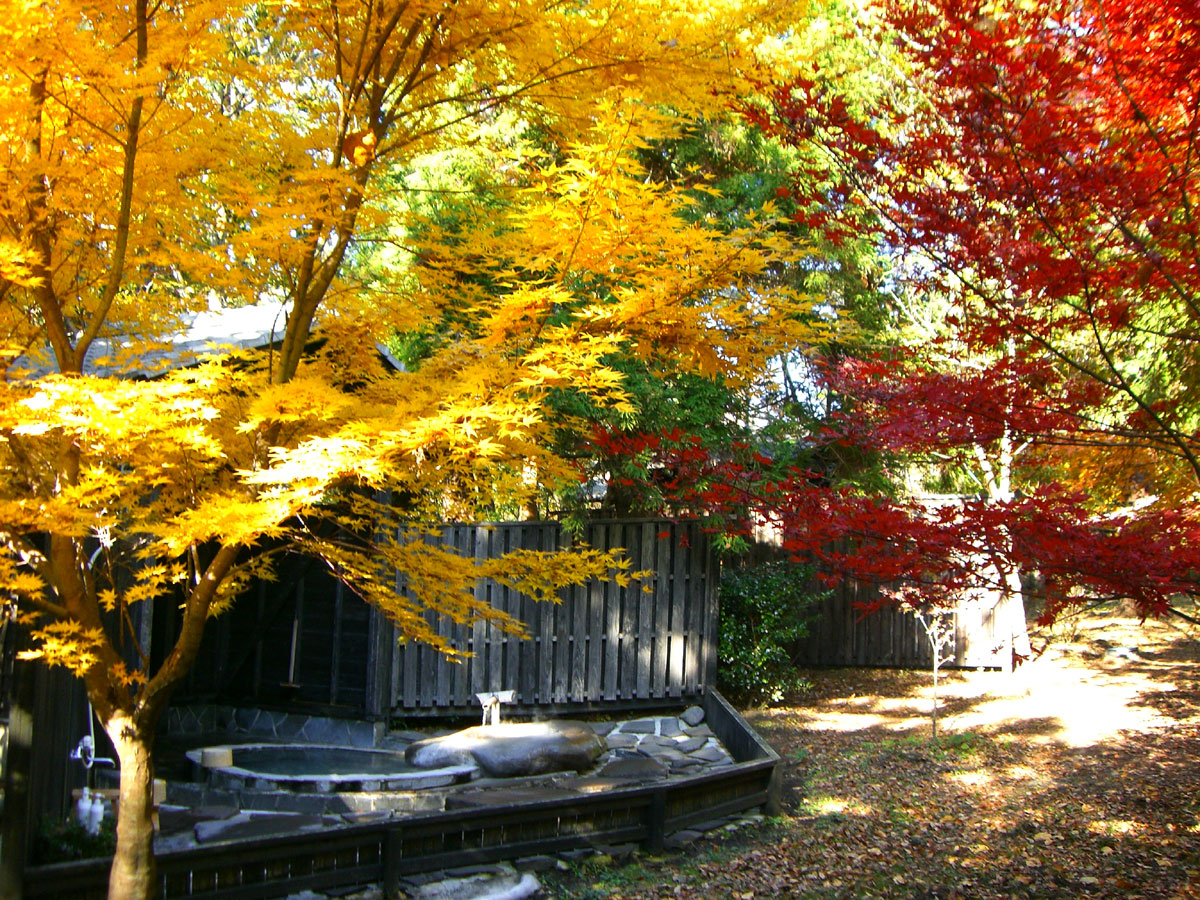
[688,533,703,694]
[832,575,846,666]
[250,580,265,698]
[644,788,667,852]
[682,523,700,693]
[398,561,416,708]
[872,587,884,667]
[913,606,925,667]
[617,524,638,699]
[469,525,488,706]
[667,789,770,832]
[500,525,521,701]
[530,524,551,705]
[553,527,571,704]
[586,523,606,702]
[432,527,456,709]
[650,524,670,698]
[867,587,880,665]
[463,525,482,710]
[635,523,653,699]
[483,526,498,700]
[813,568,831,663]
[516,531,537,705]
[568,565,587,704]
[667,525,687,698]
[863,581,875,667]
[365,606,390,718]
[420,562,439,710]
[833,574,845,667]
[289,580,306,691]
[813,573,830,666]
[602,524,620,701]
[480,526,501,695]
[393,571,408,710]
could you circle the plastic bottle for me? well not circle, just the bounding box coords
[76,787,91,828]
[86,792,104,835]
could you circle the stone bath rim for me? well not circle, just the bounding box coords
[185,742,479,790]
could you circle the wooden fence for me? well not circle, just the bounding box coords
[22,689,777,900]
[744,537,1023,670]
[384,519,719,717]
[783,565,1022,670]
[174,519,1016,724]
[176,519,719,719]
[789,574,1019,669]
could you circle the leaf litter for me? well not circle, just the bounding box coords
[542,614,1200,899]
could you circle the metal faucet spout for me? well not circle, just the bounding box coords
[476,690,515,726]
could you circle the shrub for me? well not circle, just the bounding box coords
[717,560,826,706]
[32,815,117,864]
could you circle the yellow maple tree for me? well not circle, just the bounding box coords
[0,1,816,895]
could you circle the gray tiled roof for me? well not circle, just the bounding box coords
[14,302,402,378]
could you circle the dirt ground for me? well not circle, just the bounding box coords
[542,613,1200,899]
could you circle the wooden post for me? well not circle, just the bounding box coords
[330,579,344,705]
[383,826,404,899]
[365,606,393,719]
[644,788,667,853]
[252,580,265,698]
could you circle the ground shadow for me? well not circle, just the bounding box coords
[541,614,1200,900]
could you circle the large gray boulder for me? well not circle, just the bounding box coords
[405,721,605,778]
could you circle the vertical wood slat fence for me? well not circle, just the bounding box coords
[745,538,1019,670]
[789,567,1017,670]
[385,519,719,717]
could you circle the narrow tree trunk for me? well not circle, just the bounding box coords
[105,717,158,900]
[931,654,939,739]
[1005,566,1032,663]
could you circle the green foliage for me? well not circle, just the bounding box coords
[550,357,745,522]
[32,815,117,864]
[717,560,826,705]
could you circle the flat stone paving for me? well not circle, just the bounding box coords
[153,707,753,899]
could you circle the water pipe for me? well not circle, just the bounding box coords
[476,690,515,726]
[70,702,115,770]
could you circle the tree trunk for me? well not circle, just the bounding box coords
[931,653,939,739]
[105,716,158,900]
[1005,566,1032,664]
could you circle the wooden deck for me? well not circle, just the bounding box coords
[22,689,778,900]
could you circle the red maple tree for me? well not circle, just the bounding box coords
[759,0,1200,486]
[703,0,1200,630]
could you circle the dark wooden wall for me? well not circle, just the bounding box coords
[171,554,378,715]
[27,667,91,821]
[388,519,719,716]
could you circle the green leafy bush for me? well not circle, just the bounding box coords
[33,815,116,864]
[717,560,825,706]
